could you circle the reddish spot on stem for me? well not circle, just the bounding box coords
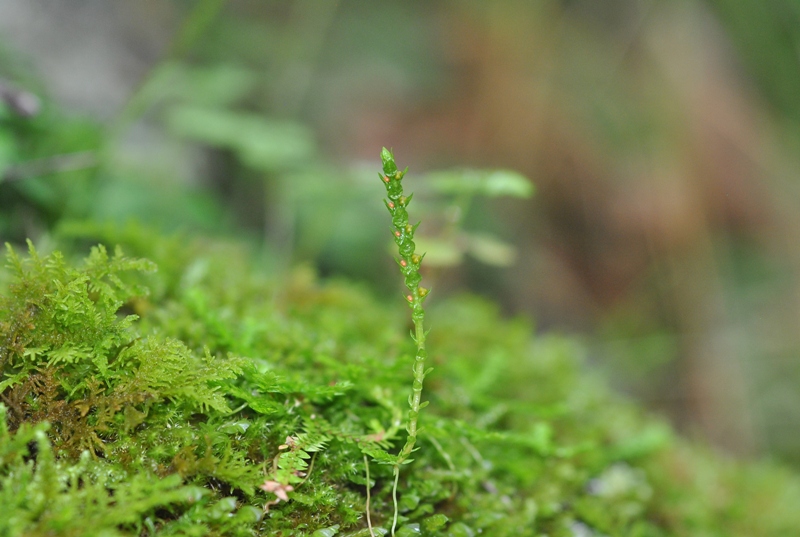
[400,259,408,267]
[406,295,414,302]
[388,201,395,209]
[383,176,390,183]
[394,231,401,237]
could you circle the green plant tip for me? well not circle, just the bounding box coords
[381,147,398,176]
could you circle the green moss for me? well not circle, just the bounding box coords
[1,236,800,536]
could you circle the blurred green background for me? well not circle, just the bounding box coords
[2,0,800,466]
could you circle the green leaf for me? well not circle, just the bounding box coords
[147,62,257,107]
[167,105,315,171]
[446,522,476,537]
[428,169,533,198]
[482,170,534,198]
[464,232,517,266]
[0,372,28,393]
[312,525,341,537]
[409,236,463,267]
[361,445,401,466]
[423,514,449,532]
[395,524,421,537]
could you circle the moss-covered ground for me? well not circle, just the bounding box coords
[2,227,799,536]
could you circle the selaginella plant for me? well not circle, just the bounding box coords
[377,147,432,535]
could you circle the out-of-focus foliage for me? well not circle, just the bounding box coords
[0,89,229,243]
[0,85,101,239]
[707,0,800,124]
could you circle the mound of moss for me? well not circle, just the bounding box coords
[1,234,799,536]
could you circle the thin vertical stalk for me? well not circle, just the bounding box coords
[378,147,433,537]
[364,455,376,537]
[391,467,400,536]
[379,147,431,465]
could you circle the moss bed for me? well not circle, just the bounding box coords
[1,228,799,537]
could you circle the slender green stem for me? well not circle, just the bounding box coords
[379,148,431,537]
[399,313,427,460]
[364,455,376,537]
[379,147,431,465]
[391,466,400,537]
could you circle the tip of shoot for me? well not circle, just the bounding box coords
[381,147,398,176]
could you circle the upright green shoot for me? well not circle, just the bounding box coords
[379,148,432,535]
